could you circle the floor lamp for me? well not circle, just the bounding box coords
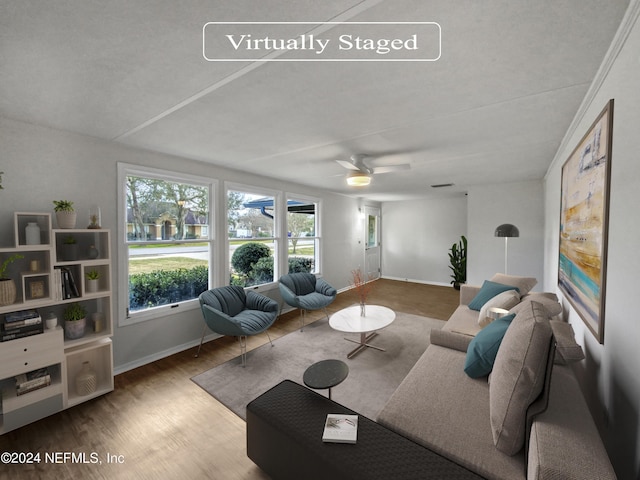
[494,224,519,274]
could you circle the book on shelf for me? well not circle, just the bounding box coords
[4,309,40,323]
[15,367,52,395]
[2,315,42,330]
[322,414,358,444]
[1,322,44,342]
[55,267,80,299]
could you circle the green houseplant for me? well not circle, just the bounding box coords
[0,254,23,306]
[63,302,87,339]
[53,200,77,229]
[448,235,467,290]
[85,269,100,293]
[61,235,78,261]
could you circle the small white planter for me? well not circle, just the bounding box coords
[86,278,99,293]
[56,211,77,229]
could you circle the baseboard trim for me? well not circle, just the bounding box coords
[114,332,221,375]
[381,275,452,287]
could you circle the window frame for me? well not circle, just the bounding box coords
[225,182,282,293]
[117,163,217,326]
[285,193,322,276]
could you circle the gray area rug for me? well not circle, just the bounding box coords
[192,312,445,420]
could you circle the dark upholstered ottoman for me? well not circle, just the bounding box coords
[246,380,484,480]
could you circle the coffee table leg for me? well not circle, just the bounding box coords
[344,331,386,358]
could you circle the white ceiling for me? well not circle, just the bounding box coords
[0,0,630,201]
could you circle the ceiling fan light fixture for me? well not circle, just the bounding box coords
[346,171,371,186]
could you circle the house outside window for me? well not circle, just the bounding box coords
[118,163,215,324]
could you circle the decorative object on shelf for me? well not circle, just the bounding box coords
[88,244,99,259]
[494,224,519,274]
[45,312,58,329]
[91,311,104,333]
[25,222,41,245]
[53,200,76,229]
[61,235,78,261]
[27,279,46,299]
[351,268,374,317]
[0,253,23,306]
[75,361,97,396]
[88,206,101,229]
[63,302,87,339]
[85,269,100,293]
[30,259,40,272]
[0,171,4,189]
[448,235,468,290]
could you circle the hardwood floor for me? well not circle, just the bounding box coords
[0,280,459,480]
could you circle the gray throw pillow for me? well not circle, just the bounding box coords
[489,301,553,455]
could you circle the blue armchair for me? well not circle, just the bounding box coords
[195,286,279,366]
[278,273,337,331]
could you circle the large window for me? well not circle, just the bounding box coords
[286,195,319,274]
[227,186,279,288]
[118,164,215,323]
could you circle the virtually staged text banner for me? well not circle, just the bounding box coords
[203,22,441,61]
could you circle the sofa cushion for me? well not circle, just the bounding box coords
[443,304,482,337]
[510,293,562,318]
[468,280,519,311]
[490,273,537,296]
[377,345,526,480]
[464,314,516,378]
[549,320,585,364]
[490,301,553,455]
[478,290,521,327]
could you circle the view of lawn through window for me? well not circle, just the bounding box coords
[126,175,211,313]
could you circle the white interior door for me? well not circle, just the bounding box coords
[364,206,381,280]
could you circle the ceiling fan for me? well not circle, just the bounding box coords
[336,154,411,186]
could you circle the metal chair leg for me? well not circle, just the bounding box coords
[300,309,305,332]
[265,330,274,347]
[323,306,330,321]
[239,335,247,367]
[194,324,208,357]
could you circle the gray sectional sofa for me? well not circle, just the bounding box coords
[377,274,616,479]
[247,274,617,479]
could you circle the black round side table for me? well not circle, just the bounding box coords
[303,359,349,400]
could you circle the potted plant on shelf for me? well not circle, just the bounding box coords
[63,302,87,339]
[85,269,100,293]
[61,235,78,261]
[53,200,77,229]
[448,235,467,290]
[0,254,23,306]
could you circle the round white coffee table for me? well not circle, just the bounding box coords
[329,305,395,359]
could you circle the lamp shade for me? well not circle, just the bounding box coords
[346,172,371,187]
[494,224,519,238]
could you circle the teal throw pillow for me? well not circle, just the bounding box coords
[464,313,516,378]
[468,280,519,311]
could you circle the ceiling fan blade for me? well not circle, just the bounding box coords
[336,159,360,171]
[371,164,411,174]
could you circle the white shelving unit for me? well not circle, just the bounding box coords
[0,213,113,434]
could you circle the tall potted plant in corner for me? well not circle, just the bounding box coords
[53,200,76,229]
[448,235,467,290]
[0,254,23,306]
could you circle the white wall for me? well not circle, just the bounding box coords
[381,194,467,285]
[467,180,545,288]
[0,116,366,372]
[543,3,640,477]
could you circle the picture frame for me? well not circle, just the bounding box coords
[27,278,47,300]
[558,99,614,343]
